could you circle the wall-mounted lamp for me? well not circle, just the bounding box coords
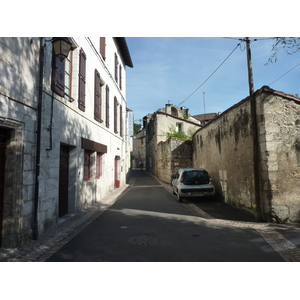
[51,37,72,61]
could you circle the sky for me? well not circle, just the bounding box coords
[125,37,300,123]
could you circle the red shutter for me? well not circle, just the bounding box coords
[114,97,118,133]
[120,105,123,137]
[94,69,101,122]
[51,54,65,96]
[100,37,106,60]
[106,86,110,128]
[114,53,118,82]
[78,48,86,112]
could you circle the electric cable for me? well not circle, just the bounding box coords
[268,62,300,86]
[178,42,241,106]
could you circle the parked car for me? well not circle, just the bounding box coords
[171,168,215,202]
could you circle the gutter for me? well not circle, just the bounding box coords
[33,37,44,240]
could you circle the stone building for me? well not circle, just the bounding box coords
[0,37,133,248]
[193,86,300,223]
[143,103,201,179]
[132,127,146,169]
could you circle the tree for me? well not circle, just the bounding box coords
[266,37,300,64]
[134,123,142,134]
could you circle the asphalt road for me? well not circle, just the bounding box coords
[46,170,283,262]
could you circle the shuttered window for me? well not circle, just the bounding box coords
[106,86,110,128]
[100,37,106,60]
[96,152,103,179]
[78,48,86,112]
[84,150,93,181]
[114,97,118,134]
[120,105,123,137]
[94,69,101,122]
[64,51,72,99]
[119,65,122,90]
[114,53,118,83]
[51,54,65,97]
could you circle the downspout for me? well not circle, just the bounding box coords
[33,37,45,240]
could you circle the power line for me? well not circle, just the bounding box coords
[268,62,300,86]
[178,42,241,106]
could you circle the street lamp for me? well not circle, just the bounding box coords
[51,37,72,61]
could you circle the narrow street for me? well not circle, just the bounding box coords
[45,170,292,262]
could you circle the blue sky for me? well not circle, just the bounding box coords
[125,37,300,123]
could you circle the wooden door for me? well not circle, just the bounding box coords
[0,144,5,247]
[59,145,69,217]
[114,157,120,189]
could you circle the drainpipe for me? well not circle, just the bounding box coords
[245,37,262,221]
[33,37,45,240]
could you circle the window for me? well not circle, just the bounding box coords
[84,150,93,181]
[94,69,103,122]
[119,65,122,90]
[96,152,103,179]
[100,37,106,60]
[114,53,118,83]
[106,86,110,128]
[64,51,73,99]
[78,48,86,112]
[51,50,73,101]
[120,105,123,137]
[114,97,118,134]
[176,123,183,132]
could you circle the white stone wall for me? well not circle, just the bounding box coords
[0,37,132,246]
[37,37,129,234]
[0,37,41,246]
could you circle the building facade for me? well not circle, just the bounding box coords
[0,37,133,248]
[143,103,201,178]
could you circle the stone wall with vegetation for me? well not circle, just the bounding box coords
[156,138,193,184]
[193,97,255,213]
[193,87,300,222]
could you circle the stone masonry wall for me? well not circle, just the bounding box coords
[157,138,193,184]
[193,98,255,213]
[257,90,300,222]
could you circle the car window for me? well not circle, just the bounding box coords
[182,170,209,184]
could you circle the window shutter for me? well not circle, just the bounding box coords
[114,53,118,82]
[94,69,101,122]
[119,65,122,90]
[100,37,106,60]
[120,105,123,137]
[78,48,86,112]
[51,54,65,96]
[106,86,110,128]
[114,97,118,133]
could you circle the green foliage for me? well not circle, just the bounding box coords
[266,37,300,65]
[134,123,142,134]
[161,125,197,141]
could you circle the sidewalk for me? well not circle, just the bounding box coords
[0,184,129,262]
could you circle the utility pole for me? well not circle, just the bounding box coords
[245,37,261,221]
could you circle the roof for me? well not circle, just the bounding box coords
[192,113,218,122]
[114,37,133,68]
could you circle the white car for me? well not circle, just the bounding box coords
[171,168,215,202]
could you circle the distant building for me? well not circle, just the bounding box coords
[192,112,219,126]
[143,103,201,176]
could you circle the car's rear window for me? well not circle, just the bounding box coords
[182,170,210,185]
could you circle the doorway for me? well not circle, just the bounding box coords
[0,128,10,247]
[114,156,120,189]
[59,145,69,217]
